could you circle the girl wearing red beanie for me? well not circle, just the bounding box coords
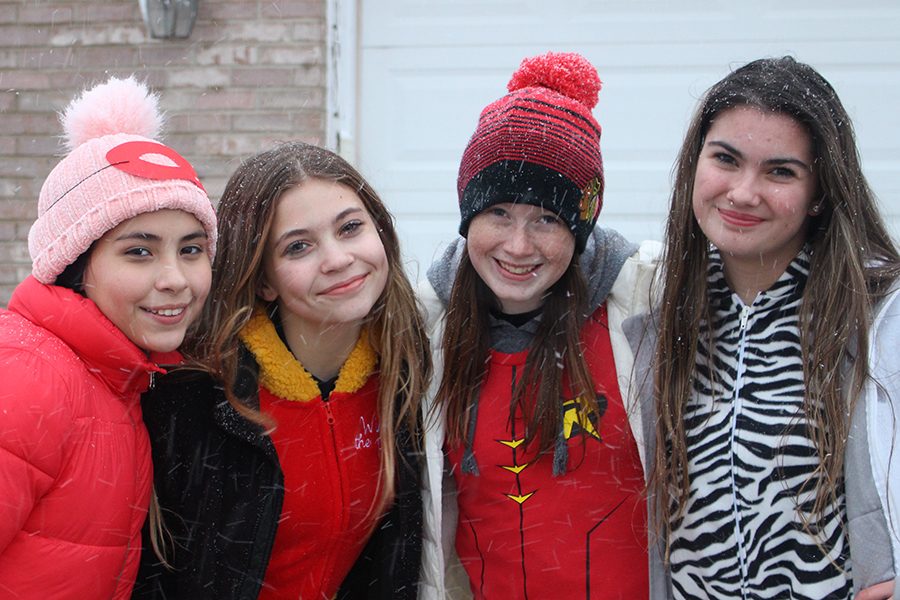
[420,51,659,599]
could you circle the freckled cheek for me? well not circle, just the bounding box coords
[468,226,498,249]
[559,244,576,264]
[467,217,507,248]
[466,238,491,262]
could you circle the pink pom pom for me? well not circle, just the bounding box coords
[61,76,163,152]
[507,51,602,109]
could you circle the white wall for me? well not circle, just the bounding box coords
[352,1,900,279]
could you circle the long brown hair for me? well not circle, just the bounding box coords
[189,141,431,507]
[653,56,900,554]
[436,246,598,455]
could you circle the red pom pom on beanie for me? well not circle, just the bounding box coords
[507,51,602,109]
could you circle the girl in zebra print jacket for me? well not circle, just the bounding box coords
[642,56,900,599]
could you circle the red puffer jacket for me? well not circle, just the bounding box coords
[0,276,161,598]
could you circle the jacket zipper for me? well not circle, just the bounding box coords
[730,302,752,599]
[321,396,346,596]
[323,397,336,426]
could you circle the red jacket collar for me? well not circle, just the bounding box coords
[8,276,167,396]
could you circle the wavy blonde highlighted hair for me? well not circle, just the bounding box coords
[186,141,430,512]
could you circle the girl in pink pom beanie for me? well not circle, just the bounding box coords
[0,76,216,598]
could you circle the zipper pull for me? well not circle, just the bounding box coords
[148,371,157,390]
[323,399,335,426]
[739,305,751,331]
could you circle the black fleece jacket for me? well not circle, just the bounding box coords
[131,349,423,599]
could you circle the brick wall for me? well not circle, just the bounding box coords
[0,0,328,305]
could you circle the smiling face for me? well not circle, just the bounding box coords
[82,209,212,353]
[466,202,575,314]
[692,106,817,287]
[259,178,389,341]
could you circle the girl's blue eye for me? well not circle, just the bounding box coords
[285,240,310,255]
[488,207,508,218]
[340,219,363,235]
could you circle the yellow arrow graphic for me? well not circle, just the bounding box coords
[506,492,535,505]
[501,463,529,474]
[498,438,525,449]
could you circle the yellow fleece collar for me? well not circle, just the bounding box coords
[238,310,377,403]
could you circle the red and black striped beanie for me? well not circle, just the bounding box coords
[457,51,604,252]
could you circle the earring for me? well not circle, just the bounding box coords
[809,201,824,216]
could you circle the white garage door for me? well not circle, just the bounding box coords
[353,1,900,279]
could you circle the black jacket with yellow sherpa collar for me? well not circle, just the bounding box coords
[132,317,423,600]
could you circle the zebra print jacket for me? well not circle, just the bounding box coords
[625,259,900,599]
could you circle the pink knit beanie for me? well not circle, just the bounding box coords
[28,76,217,284]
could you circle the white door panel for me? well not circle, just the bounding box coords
[356,1,900,278]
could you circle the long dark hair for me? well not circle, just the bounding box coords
[652,56,900,554]
[436,246,599,455]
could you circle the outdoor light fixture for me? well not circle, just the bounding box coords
[139,0,198,39]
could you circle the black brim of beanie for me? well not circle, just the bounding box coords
[458,160,590,252]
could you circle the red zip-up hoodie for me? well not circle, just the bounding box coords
[239,312,382,600]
